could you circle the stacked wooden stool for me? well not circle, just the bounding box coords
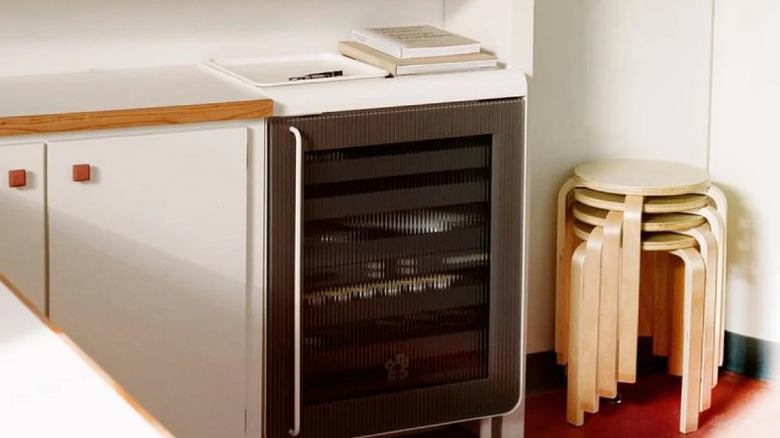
[554,159,727,434]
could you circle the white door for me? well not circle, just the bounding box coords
[0,142,46,313]
[48,128,248,438]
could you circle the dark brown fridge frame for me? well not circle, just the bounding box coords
[266,98,525,438]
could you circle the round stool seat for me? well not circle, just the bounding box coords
[574,188,710,214]
[572,203,706,232]
[574,159,711,196]
[574,220,697,251]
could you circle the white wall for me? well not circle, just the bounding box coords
[710,0,780,356]
[0,0,536,78]
[445,0,534,71]
[530,0,780,362]
[526,0,713,353]
[0,0,445,77]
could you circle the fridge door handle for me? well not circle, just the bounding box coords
[288,126,304,437]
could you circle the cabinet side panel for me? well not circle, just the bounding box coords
[0,143,46,313]
[47,128,248,438]
[246,120,268,438]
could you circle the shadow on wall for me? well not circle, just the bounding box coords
[718,183,758,336]
[526,0,592,354]
[719,182,780,380]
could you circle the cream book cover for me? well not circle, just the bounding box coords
[339,41,497,76]
[351,25,481,59]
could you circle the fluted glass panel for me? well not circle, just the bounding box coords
[301,135,492,405]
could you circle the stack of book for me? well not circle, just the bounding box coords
[339,25,498,77]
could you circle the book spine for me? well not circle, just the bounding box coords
[351,29,405,59]
[397,61,497,76]
[338,42,398,76]
[403,43,482,59]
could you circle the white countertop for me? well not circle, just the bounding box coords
[0,275,172,438]
[0,62,526,128]
[225,66,529,117]
[0,65,265,119]
[0,65,273,137]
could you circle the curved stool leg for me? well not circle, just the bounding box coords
[652,252,671,357]
[638,253,656,338]
[703,185,728,367]
[707,185,728,227]
[598,211,622,399]
[669,259,685,377]
[582,227,604,414]
[689,205,726,381]
[678,226,718,411]
[671,248,706,434]
[618,195,644,383]
[567,242,588,426]
[556,177,581,364]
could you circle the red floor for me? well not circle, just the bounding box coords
[524,371,780,438]
[410,371,780,437]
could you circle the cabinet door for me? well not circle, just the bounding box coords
[267,100,524,438]
[48,128,248,438]
[0,142,46,312]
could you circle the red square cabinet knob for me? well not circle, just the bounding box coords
[8,169,27,188]
[72,164,91,182]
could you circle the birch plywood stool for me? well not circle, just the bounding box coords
[572,203,720,398]
[573,188,728,381]
[568,221,708,433]
[553,159,728,434]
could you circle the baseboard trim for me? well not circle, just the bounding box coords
[723,331,780,381]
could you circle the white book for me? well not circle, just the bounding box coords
[338,41,497,76]
[351,25,480,59]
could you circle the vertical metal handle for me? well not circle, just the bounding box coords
[288,126,303,437]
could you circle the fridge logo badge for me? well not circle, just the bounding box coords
[385,353,410,381]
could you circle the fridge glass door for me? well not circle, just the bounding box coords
[302,135,492,404]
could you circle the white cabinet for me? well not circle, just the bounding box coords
[47,128,249,438]
[0,142,46,312]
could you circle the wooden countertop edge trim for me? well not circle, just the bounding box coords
[0,98,273,137]
[0,272,175,438]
